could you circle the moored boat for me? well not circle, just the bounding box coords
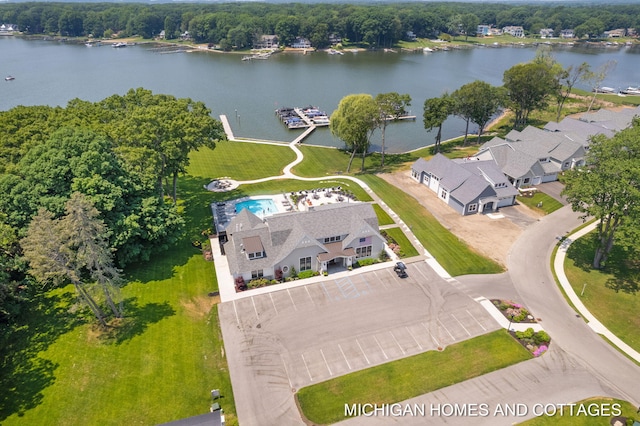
[621,86,640,95]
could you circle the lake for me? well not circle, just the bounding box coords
[1,37,638,152]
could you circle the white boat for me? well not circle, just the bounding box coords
[621,86,640,95]
[112,42,127,48]
[5,75,14,81]
[593,86,616,94]
[423,47,434,53]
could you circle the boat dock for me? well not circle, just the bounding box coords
[276,106,330,129]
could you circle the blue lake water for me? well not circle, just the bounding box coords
[1,37,638,152]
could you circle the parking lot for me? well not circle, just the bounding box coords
[219,261,501,425]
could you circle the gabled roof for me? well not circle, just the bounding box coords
[413,154,517,205]
[224,203,379,276]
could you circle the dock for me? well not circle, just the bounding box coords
[276,106,330,130]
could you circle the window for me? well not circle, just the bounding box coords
[300,256,312,271]
[467,203,478,213]
[356,246,372,258]
[248,251,263,259]
[323,235,341,243]
[440,188,447,199]
[523,178,531,184]
[251,270,263,279]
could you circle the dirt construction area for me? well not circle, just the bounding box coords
[380,171,543,267]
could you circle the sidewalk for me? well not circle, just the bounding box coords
[554,222,640,363]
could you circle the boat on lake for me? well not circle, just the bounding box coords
[621,86,640,95]
[5,75,14,81]
[112,42,127,48]
[592,86,616,94]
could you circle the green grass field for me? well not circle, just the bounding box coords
[381,227,419,258]
[564,232,640,353]
[297,330,531,425]
[519,398,637,425]
[359,175,503,276]
[516,192,564,215]
[188,140,295,181]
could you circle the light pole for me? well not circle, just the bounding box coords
[508,314,515,332]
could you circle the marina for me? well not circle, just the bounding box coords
[275,106,330,129]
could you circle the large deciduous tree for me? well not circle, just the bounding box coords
[555,62,591,122]
[423,93,453,154]
[374,92,411,168]
[503,61,559,130]
[563,120,640,269]
[452,80,505,145]
[330,94,379,173]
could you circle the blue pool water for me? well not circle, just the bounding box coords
[235,198,278,217]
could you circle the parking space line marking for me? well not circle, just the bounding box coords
[305,286,315,306]
[374,271,388,289]
[415,266,431,283]
[269,293,278,315]
[233,300,240,326]
[281,355,293,388]
[451,313,471,336]
[467,309,486,331]
[251,297,259,319]
[287,289,298,311]
[438,319,455,341]
[356,339,371,365]
[320,349,332,376]
[390,331,406,355]
[422,322,440,347]
[374,335,388,360]
[338,344,352,370]
[406,326,423,350]
[321,282,336,301]
[301,354,313,381]
[360,275,372,295]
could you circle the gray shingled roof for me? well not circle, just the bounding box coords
[224,202,379,276]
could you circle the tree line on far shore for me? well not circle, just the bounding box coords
[1,2,639,49]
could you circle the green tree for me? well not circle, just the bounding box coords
[555,62,591,122]
[503,61,559,130]
[374,92,411,168]
[585,60,617,112]
[423,93,453,154]
[562,120,640,269]
[330,94,378,173]
[21,194,123,326]
[460,13,479,41]
[452,81,505,145]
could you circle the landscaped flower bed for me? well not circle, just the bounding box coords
[512,327,550,357]
[491,299,537,323]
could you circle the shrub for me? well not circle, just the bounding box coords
[515,328,535,340]
[274,268,283,282]
[248,278,269,288]
[235,276,247,291]
[290,266,297,278]
[533,330,550,345]
[533,345,548,357]
[298,270,315,279]
[357,258,377,267]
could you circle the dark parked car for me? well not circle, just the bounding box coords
[394,261,408,278]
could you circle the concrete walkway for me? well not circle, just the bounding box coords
[554,221,640,363]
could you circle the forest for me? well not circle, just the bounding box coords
[1,2,639,48]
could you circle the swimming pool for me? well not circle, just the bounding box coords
[235,198,279,217]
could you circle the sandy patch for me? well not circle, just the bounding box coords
[181,295,218,320]
[380,171,541,267]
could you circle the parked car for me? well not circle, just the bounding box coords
[394,261,408,278]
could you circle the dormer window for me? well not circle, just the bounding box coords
[248,251,264,259]
[323,235,341,243]
[242,236,265,260]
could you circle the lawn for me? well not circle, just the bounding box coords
[381,227,419,258]
[516,192,564,215]
[297,330,531,425]
[358,175,503,276]
[519,398,637,425]
[372,203,394,225]
[564,232,640,353]
[187,139,295,181]
[0,178,238,426]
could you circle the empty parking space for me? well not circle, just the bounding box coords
[221,260,503,392]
